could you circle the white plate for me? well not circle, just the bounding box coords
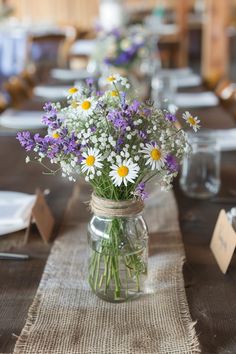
[0,110,44,129]
[33,85,70,100]
[0,191,36,236]
[175,92,219,108]
[70,39,96,56]
[174,74,202,88]
[51,68,91,82]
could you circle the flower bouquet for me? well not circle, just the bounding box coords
[17,74,200,302]
[89,26,147,76]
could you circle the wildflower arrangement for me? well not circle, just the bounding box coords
[91,26,146,70]
[17,74,200,301]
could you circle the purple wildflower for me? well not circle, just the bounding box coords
[90,126,96,133]
[165,154,179,173]
[86,78,94,87]
[16,131,35,151]
[115,135,124,152]
[96,90,103,97]
[135,182,148,201]
[130,99,140,113]
[120,92,127,110]
[143,108,151,117]
[42,102,61,130]
[107,110,128,132]
[43,102,54,112]
[110,28,121,39]
[138,130,148,140]
[62,133,81,156]
[165,113,177,122]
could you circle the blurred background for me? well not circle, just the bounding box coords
[0,0,236,144]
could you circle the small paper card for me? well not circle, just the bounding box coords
[31,190,55,243]
[210,210,236,274]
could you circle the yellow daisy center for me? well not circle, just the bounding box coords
[107,76,116,82]
[86,155,95,166]
[187,116,196,126]
[117,165,129,177]
[151,148,161,161]
[81,100,91,110]
[68,87,78,94]
[110,90,118,97]
[52,132,60,139]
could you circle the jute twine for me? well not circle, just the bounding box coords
[90,193,144,217]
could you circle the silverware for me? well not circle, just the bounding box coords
[0,252,29,260]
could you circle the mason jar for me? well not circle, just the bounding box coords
[88,213,148,303]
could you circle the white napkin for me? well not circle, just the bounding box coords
[0,192,36,226]
[174,74,202,88]
[210,129,236,151]
[175,92,219,108]
[0,109,44,129]
[33,85,70,100]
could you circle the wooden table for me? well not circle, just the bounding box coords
[0,97,236,353]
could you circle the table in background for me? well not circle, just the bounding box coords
[1,92,236,354]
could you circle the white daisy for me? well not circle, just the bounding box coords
[81,148,103,175]
[67,86,80,99]
[183,111,200,132]
[106,74,130,89]
[109,158,139,186]
[141,143,165,170]
[77,97,96,117]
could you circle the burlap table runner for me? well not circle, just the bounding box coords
[13,183,201,354]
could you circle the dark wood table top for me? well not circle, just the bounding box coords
[0,89,236,354]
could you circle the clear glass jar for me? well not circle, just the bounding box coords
[88,214,148,303]
[180,132,221,199]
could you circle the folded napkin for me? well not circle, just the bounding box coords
[0,192,36,226]
[175,92,219,108]
[0,110,44,130]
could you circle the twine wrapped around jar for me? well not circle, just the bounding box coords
[90,193,144,217]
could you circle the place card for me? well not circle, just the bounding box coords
[25,189,55,243]
[210,209,236,274]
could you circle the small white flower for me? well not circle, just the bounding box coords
[109,158,139,186]
[141,143,165,170]
[81,148,103,175]
[25,156,30,164]
[183,111,200,132]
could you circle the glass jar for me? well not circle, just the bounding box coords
[180,132,221,199]
[88,214,148,303]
